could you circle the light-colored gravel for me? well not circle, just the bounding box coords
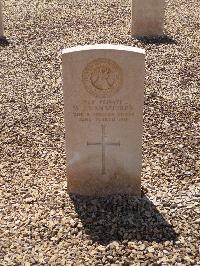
[0,0,199,265]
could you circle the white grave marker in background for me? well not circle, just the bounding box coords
[132,0,165,37]
[0,0,3,36]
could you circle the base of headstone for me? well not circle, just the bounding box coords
[68,170,141,196]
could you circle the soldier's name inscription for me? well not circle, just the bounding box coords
[72,99,134,123]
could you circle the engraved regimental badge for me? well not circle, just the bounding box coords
[82,58,123,98]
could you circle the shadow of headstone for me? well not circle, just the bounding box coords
[0,36,9,47]
[137,35,177,45]
[70,194,178,245]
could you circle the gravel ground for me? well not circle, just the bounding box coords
[0,0,199,265]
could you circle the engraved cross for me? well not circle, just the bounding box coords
[87,125,120,175]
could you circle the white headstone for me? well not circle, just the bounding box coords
[0,0,3,36]
[62,44,145,196]
[132,0,165,37]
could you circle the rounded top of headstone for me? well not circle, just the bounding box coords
[62,44,145,55]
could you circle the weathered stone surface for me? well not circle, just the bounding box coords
[62,44,145,196]
[132,0,165,37]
